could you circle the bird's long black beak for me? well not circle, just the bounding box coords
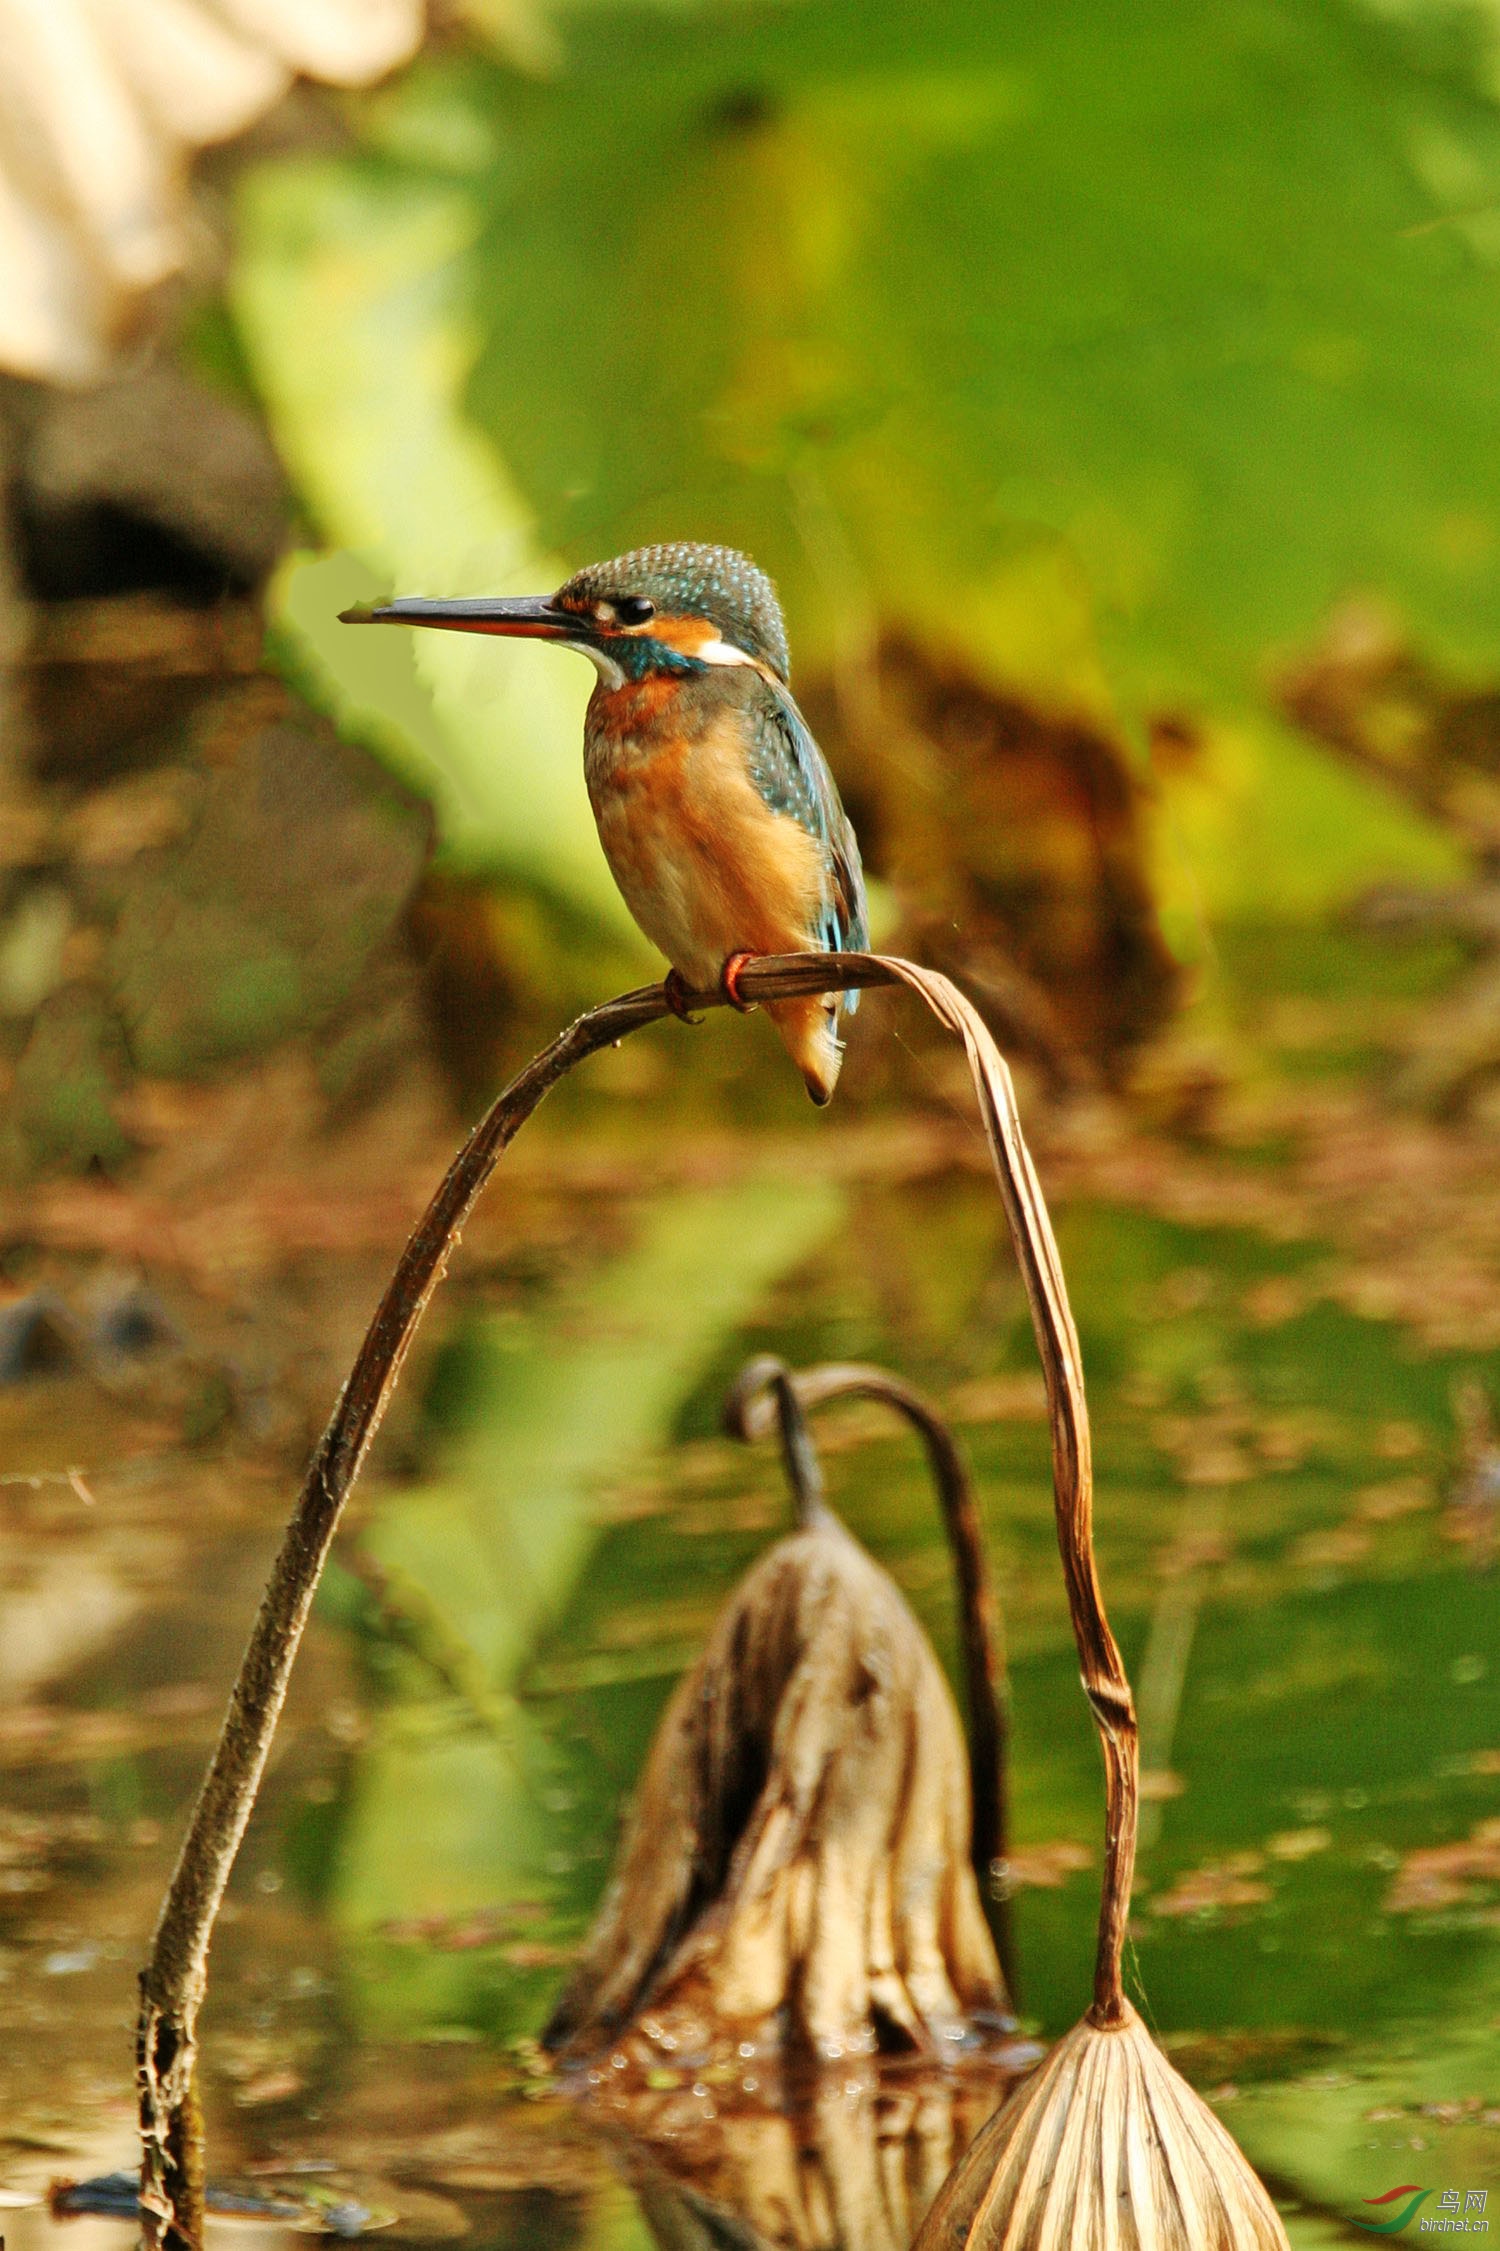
[338,593,578,640]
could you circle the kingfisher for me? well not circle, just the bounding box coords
[342,542,868,1103]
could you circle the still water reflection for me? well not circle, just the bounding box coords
[0,1165,1497,2246]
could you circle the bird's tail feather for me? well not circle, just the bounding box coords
[767,994,845,1107]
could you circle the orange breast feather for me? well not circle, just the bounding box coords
[591,712,825,981]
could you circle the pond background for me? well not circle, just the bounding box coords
[0,0,1499,2243]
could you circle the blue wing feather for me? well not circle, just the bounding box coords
[745,679,869,1012]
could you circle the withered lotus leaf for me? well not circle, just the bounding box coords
[913,2005,1288,2251]
[544,1511,1010,2064]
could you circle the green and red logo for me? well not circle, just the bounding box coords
[1355,2187,1433,2235]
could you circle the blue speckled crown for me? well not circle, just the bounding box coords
[557,542,790,680]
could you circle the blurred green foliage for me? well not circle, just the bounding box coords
[231,0,1500,958]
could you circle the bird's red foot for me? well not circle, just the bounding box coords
[720,952,758,1012]
[663,968,703,1023]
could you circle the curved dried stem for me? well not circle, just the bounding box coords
[725,1355,1015,1996]
[866,961,1137,2025]
[136,977,671,2250]
[135,948,1133,2249]
[722,1354,829,1528]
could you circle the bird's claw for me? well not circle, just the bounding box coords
[663,969,703,1024]
[721,952,758,1012]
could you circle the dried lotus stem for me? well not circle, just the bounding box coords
[864,961,1139,2025]
[132,947,1116,2245]
[894,968,1290,2251]
[723,1353,829,1527]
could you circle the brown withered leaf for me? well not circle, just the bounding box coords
[1445,1376,1500,1566]
[1001,1841,1093,1892]
[911,2006,1288,2251]
[1147,1855,1272,1921]
[1384,1817,1500,1915]
[543,1511,1009,2068]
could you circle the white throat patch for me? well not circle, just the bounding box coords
[569,640,626,691]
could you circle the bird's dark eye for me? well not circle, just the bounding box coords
[614,594,655,627]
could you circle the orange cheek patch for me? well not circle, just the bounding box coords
[649,616,723,661]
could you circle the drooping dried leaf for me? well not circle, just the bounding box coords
[913,2005,1289,2251]
[860,960,1286,2248]
[544,1510,1010,2067]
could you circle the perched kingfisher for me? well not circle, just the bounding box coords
[342,542,868,1103]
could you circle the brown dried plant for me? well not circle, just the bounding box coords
[727,1356,1015,1989]
[542,1356,1013,2065]
[891,1042,1292,2240]
[914,2002,1288,2251]
[133,950,1283,2251]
